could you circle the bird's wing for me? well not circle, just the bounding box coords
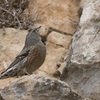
[0,46,36,79]
[3,46,33,70]
[26,45,40,65]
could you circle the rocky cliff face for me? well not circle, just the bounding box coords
[0,0,100,100]
[61,0,100,100]
[0,75,90,100]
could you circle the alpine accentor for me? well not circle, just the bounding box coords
[0,26,46,79]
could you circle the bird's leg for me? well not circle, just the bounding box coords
[32,72,35,75]
[23,68,30,75]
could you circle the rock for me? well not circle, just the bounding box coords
[34,24,49,36]
[36,31,72,77]
[47,31,72,48]
[26,0,80,34]
[0,78,15,90]
[61,0,100,99]
[0,75,90,100]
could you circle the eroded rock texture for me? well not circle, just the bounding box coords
[0,75,89,100]
[26,0,80,34]
[61,0,100,100]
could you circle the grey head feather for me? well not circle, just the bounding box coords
[25,26,41,47]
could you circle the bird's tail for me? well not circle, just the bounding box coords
[0,67,17,79]
[0,72,8,79]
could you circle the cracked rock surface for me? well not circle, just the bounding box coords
[0,75,89,100]
[61,0,100,100]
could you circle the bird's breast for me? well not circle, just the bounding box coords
[25,43,46,73]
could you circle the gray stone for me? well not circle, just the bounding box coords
[0,75,88,100]
[61,0,100,100]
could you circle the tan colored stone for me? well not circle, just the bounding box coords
[36,31,72,77]
[33,24,49,36]
[36,45,67,77]
[26,0,80,34]
[47,31,72,49]
[0,78,15,90]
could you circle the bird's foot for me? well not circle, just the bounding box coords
[23,69,30,75]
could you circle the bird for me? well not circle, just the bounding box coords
[0,26,46,79]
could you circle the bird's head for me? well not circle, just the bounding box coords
[25,26,41,46]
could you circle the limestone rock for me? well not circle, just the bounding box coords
[0,78,15,90]
[33,24,49,36]
[0,75,89,100]
[47,31,72,48]
[36,31,72,77]
[61,0,100,100]
[26,0,80,34]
